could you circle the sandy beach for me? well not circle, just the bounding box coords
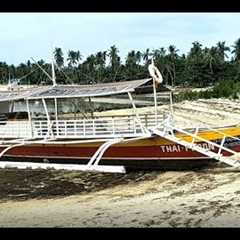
[1,98,240,227]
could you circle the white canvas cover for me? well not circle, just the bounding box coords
[0,78,152,102]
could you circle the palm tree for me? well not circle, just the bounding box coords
[142,48,150,64]
[0,61,9,83]
[232,38,240,63]
[67,50,82,67]
[26,60,31,68]
[54,47,64,68]
[203,47,219,73]
[126,50,137,66]
[108,45,121,81]
[75,51,81,63]
[135,51,142,64]
[168,45,179,86]
[168,45,179,59]
[217,41,230,62]
[185,42,204,86]
[95,51,106,67]
[102,51,107,63]
[125,50,140,79]
[152,48,166,61]
[108,45,120,69]
[95,51,107,82]
[83,54,97,83]
[67,51,74,66]
[85,55,96,71]
[159,47,166,57]
[189,41,203,62]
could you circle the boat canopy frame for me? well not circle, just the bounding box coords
[0,76,164,140]
[0,78,153,102]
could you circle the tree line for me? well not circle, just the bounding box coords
[1,38,240,88]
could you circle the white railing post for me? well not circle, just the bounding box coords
[112,117,115,136]
[40,121,42,137]
[133,117,136,134]
[74,121,77,136]
[93,119,95,136]
[64,121,67,137]
[83,119,86,137]
[144,114,148,128]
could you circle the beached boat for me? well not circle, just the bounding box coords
[0,59,240,173]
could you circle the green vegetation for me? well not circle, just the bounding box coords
[1,38,240,100]
[174,80,240,102]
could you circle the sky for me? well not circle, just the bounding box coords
[0,13,240,65]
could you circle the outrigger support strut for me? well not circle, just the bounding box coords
[87,138,124,168]
[152,119,240,168]
[0,142,26,158]
[0,138,126,174]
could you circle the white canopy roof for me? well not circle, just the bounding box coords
[0,78,152,102]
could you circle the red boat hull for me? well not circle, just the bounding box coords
[1,132,240,169]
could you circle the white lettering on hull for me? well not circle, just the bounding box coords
[161,143,215,153]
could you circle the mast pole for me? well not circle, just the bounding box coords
[51,56,57,86]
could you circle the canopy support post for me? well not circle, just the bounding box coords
[169,91,174,117]
[42,98,50,123]
[153,79,158,125]
[42,98,53,138]
[26,99,33,138]
[9,101,14,113]
[89,97,94,118]
[54,98,59,136]
[54,98,58,122]
[128,92,146,134]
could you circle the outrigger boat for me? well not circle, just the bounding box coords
[0,59,240,174]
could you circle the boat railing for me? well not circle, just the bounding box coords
[33,114,163,138]
[0,120,32,139]
[0,113,163,139]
